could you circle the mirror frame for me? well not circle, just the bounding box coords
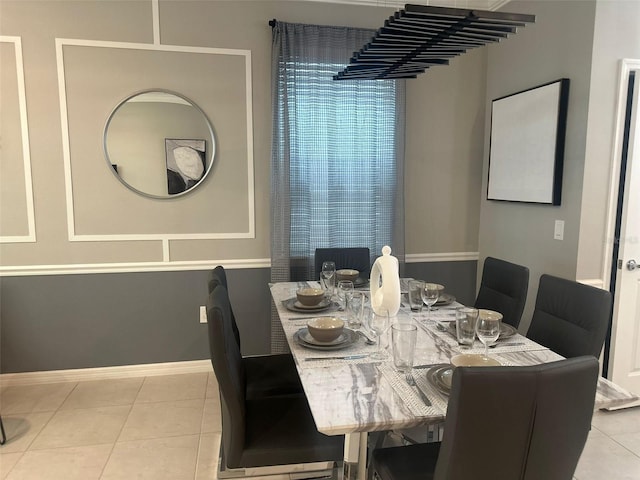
[103,89,216,199]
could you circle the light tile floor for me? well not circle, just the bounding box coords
[1,372,639,479]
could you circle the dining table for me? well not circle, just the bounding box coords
[270,281,638,480]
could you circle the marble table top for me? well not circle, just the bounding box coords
[270,282,638,436]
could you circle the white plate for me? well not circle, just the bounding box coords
[284,297,332,313]
[293,327,360,350]
[448,321,516,339]
[426,364,454,396]
[299,328,349,347]
[435,293,456,306]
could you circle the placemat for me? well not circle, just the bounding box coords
[418,321,548,355]
[378,363,446,417]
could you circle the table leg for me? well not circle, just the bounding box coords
[342,432,368,480]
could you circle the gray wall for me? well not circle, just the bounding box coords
[0,0,487,373]
[0,265,475,373]
[479,0,597,332]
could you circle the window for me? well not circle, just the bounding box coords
[271,21,405,282]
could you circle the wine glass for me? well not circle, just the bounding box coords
[475,310,502,357]
[337,280,354,311]
[368,310,390,360]
[321,261,336,296]
[421,283,441,322]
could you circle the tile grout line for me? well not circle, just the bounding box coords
[96,377,146,479]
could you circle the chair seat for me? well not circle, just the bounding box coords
[236,395,344,468]
[244,353,302,399]
[372,443,440,480]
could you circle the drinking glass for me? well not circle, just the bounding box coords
[455,307,479,350]
[369,310,390,360]
[475,310,502,357]
[337,280,354,312]
[348,291,365,329]
[408,280,425,312]
[321,261,336,296]
[421,283,441,321]
[392,324,417,373]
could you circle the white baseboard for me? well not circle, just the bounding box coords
[0,359,212,387]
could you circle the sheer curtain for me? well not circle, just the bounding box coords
[270,21,405,352]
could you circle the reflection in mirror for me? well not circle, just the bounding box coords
[104,90,215,198]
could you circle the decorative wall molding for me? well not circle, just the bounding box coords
[0,252,478,276]
[0,258,272,277]
[56,38,255,246]
[405,252,479,263]
[0,360,212,387]
[0,36,36,244]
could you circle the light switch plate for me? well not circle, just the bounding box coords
[554,220,564,240]
[200,306,207,323]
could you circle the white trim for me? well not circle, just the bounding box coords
[245,50,256,238]
[270,0,507,10]
[55,38,255,247]
[405,252,479,263]
[0,258,272,276]
[0,253,475,276]
[163,239,170,261]
[578,278,606,289]
[152,0,160,45]
[0,36,36,244]
[0,360,212,387]
[603,59,640,291]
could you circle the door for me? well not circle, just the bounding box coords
[609,67,640,398]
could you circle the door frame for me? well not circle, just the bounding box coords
[602,58,640,377]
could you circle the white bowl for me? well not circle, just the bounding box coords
[307,317,345,342]
[478,309,503,322]
[451,353,501,367]
[336,269,359,282]
[296,287,325,306]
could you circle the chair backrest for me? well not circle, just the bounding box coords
[207,285,246,467]
[314,247,371,280]
[527,274,612,358]
[474,256,530,329]
[207,265,228,293]
[208,266,241,348]
[434,356,599,480]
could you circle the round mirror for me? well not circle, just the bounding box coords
[104,90,215,198]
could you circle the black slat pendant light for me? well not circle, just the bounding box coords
[334,4,535,80]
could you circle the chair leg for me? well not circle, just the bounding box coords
[216,441,336,480]
[0,415,6,445]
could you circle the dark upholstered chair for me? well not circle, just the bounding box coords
[314,247,371,281]
[372,356,599,480]
[207,266,302,400]
[526,274,612,358]
[206,286,344,472]
[208,266,240,346]
[474,256,530,329]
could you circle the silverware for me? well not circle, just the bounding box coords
[357,330,376,345]
[489,342,525,348]
[406,372,432,406]
[304,354,368,362]
[413,363,441,370]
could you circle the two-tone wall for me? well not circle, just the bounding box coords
[479,0,640,334]
[0,0,485,374]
